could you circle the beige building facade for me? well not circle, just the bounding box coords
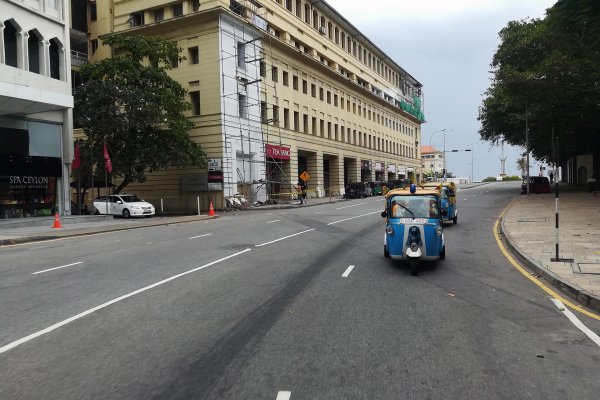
[85,0,424,211]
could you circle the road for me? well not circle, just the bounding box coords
[1,182,599,399]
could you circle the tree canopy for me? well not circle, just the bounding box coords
[74,35,206,194]
[478,0,600,177]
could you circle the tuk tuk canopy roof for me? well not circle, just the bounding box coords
[385,187,441,199]
[421,181,456,191]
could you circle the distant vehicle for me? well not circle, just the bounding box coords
[368,181,385,196]
[587,176,598,193]
[345,182,371,198]
[93,194,155,218]
[70,201,89,215]
[521,177,551,195]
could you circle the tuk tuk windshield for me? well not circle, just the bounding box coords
[389,195,440,219]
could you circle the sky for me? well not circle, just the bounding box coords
[326,0,557,180]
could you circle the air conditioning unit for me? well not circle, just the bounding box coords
[290,40,296,47]
[299,45,305,52]
[268,27,276,35]
[319,26,326,35]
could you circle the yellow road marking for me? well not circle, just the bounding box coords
[494,202,600,321]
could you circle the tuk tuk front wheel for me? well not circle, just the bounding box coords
[384,245,389,258]
[410,259,418,276]
[453,216,457,224]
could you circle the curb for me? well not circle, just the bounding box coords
[499,209,600,313]
[231,197,348,211]
[0,215,218,247]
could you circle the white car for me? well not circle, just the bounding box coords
[93,194,155,218]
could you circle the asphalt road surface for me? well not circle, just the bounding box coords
[1,182,599,399]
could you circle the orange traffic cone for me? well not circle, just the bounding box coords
[208,201,216,217]
[51,212,63,229]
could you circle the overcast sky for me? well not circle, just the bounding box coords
[326,0,556,180]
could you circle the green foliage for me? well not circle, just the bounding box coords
[504,175,522,181]
[482,176,498,182]
[479,0,600,177]
[74,36,205,193]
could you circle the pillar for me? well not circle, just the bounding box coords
[306,150,323,198]
[329,155,344,196]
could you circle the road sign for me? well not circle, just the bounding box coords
[299,171,310,181]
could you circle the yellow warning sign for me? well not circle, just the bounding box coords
[299,171,310,181]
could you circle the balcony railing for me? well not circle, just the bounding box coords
[71,50,88,66]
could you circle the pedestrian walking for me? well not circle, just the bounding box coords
[297,180,306,204]
[549,171,554,184]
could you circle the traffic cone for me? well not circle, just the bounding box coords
[208,201,216,217]
[51,212,63,229]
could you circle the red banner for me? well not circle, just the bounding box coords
[265,144,291,160]
[72,143,81,170]
[103,144,113,173]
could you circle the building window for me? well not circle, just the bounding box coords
[3,20,18,68]
[295,0,302,18]
[283,108,290,129]
[302,79,307,94]
[282,71,289,86]
[319,88,324,101]
[27,30,41,73]
[237,42,245,69]
[154,9,164,22]
[90,39,99,55]
[238,94,248,119]
[303,114,308,133]
[285,0,292,12]
[130,12,144,27]
[49,38,61,80]
[293,111,299,131]
[192,0,200,11]
[188,47,199,64]
[340,97,344,109]
[260,61,266,77]
[326,91,331,104]
[272,66,278,82]
[190,91,201,115]
[312,10,318,29]
[172,3,183,17]
[311,84,316,97]
[272,105,280,126]
[312,117,317,135]
[304,4,310,24]
[261,101,268,122]
[90,2,97,21]
[292,75,298,90]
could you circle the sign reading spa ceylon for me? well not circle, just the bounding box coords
[9,176,49,189]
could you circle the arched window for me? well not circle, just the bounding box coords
[295,0,302,18]
[334,27,339,44]
[49,38,62,79]
[327,21,332,40]
[304,4,310,24]
[312,10,318,29]
[3,19,20,67]
[28,29,43,74]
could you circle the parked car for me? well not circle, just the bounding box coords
[344,182,371,198]
[93,194,155,218]
[521,177,551,195]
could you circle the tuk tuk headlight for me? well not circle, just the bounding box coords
[435,226,442,236]
[386,226,394,235]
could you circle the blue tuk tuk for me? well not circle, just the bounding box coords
[422,181,458,224]
[381,185,446,275]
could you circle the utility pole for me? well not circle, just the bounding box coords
[525,101,530,196]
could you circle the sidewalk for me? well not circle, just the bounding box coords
[501,186,600,312]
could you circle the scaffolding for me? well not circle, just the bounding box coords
[219,0,295,204]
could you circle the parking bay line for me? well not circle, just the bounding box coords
[188,233,212,240]
[276,391,291,400]
[342,265,355,277]
[32,261,84,275]
[266,220,281,224]
[0,249,252,355]
[327,210,381,226]
[550,298,600,347]
[255,229,315,247]
[336,202,367,210]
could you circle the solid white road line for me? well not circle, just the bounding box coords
[276,391,291,400]
[266,220,281,224]
[0,249,252,355]
[255,229,315,247]
[327,210,381,226]
[342,265,355,277]
[550,298,600,347]
[336,202,367,210]
[31,262,84,275]
[188,233,212,240]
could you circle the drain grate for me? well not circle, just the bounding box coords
[575,263,600,275]
[517,217,548,223]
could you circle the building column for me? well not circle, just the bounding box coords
[16,29,26,69]
[0,21,5,64]
[42,39,50,76]
[347,158,360,183]
[306,150,323,198]
[329,155,344,196]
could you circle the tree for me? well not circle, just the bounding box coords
[74,35,206,194]
[479,0,600,179]
[516,157,527,177]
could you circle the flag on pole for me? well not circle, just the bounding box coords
[103,143,113,173]
[72,142,81,170]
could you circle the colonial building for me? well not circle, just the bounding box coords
[85,0,424,211]
[0,0,74,219]
[420,145,444,180]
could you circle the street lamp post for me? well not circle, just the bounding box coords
[442,130,453,181]
[429,129,446,181]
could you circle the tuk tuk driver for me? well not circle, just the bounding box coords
[391,198,409,218]
[429,199,439,218]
